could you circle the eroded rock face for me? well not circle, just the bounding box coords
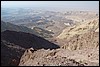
[1,40,25,66]
[57,19,99,40]
[56,19,99,51]
[1,30,60,66]
[19,48,84,66]
[19,18,99,66]
[61,31,99,50]
[19,47,99,66]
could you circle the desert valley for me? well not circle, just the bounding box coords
[1,1,99,66]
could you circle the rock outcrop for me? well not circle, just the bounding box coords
[19,48,85,66]
[19,47,99,66]
[19,18,99,66]
[1,30,59,66]
[1,40,25,66]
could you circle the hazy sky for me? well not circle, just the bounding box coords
[1,1,99,11]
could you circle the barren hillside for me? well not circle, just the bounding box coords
[19,18,99,66]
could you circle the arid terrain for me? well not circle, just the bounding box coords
[1,6,99,66]
[19,17,99,66]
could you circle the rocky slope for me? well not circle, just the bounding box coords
[19,18,99,66]
[1,21,53,38]
[1,40,25,66]
[1,10,99,66]
[19,47,99,66]
[1,30,59,66]
[61,31,99,50]
[57,19,99,40]
[1,21,37,35]
[19,48,84,66]
[1,30,59,49]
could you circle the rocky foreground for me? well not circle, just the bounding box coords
[19,48,85,66]
[19,48,99,66]
[19,19,99,66]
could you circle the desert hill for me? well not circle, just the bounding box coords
[18,18,99,66]
[1,30,59,66]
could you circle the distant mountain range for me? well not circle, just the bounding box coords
[1,8,99,66]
